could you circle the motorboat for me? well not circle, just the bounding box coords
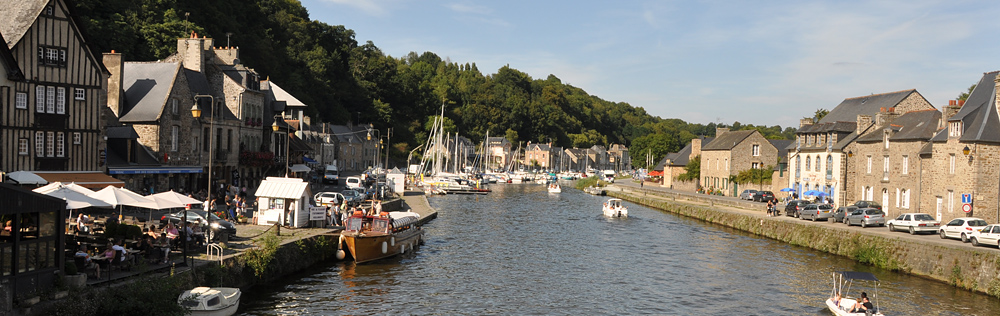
[338,211,424,263]
[584,186,606,196]
[178,287,241,316]
[602,198,628,217]
[547,183,561,193]
[825,271,885,316]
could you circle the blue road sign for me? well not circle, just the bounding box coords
[962,193,972,204]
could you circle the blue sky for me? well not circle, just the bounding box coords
[301,0,1000,129]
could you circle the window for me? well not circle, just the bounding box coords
[46,132,54,157]
[171,98,178,115]
[866,156,872,174]
[56,132,64,157]
[227,129,233,152]
[949,121,962,137]
[883,130,890,149]
[752,144,760,156]
[43,5,54,15]
[901,189,910,209]
[795,156,800,178]
[35,86,44,112]
[74,88,85,100]
[949,154,955,174]
[18,139,28,155]
[73,132,81,144]
[46,86,55,113]
[752,162,760,169]
[15,92,27,109]
[56,87,65,114]
[826,155,833,180]
[895,188,900,208]
[35,132,44,157]
[902,155,908,174]
[883,155,889,180]
[815,155,820,172]
[806,156,811,171]
[171,126,179,152]
[948,190,954,214]
[203,128,210,152]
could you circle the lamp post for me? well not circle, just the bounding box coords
[366,128,381,171]
[189,94,215,267]
[272,115,289,177]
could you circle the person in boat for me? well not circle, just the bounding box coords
[832,291,841,306]
[850,292,870,313]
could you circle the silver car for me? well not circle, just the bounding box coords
[886,213,940,235]
[844,208,885,228]
[799,204,834,222]
[739,189,757,200]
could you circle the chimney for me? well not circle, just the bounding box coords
[941,100,962,128]
[799,118,814,128]
[102,51,124,117]
[875,107,899,126]
[691,137,703,160]
[177,32,213,73]
[856,115,872,135]
[715,127,729,136]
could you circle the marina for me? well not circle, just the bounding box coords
[237,184,1000,315]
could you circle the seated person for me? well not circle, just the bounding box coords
[145,226,159,239]
[74,245,100,278]
[155,234,171,264]
[190,223,206,245]
[164,222,180,244]
[111,239,128,264]
[850,292,871,313]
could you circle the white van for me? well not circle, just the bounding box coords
[345,176,363,189]
[323,165,339,184]
[602,170,616,183]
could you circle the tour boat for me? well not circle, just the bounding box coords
[338,211,424,263]
[825,271,885,316]
[178,287,241,316]
[602,198,628,217]
[547,183,561,193]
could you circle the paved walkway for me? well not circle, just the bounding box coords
[400,190,438,225]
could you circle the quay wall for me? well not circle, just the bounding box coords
[607,188,1000,298]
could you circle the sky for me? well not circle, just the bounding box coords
[300,0,1000,129]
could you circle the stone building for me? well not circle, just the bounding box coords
[789,89,934,206]
[852,108,940,218]
[608,143,631,172]
[922,71,1000,223]
[486,137,512,171]
[589,145,608,171]
[659,136,711,189]
[525,142,553,169]
[0,0,115,185]
[700,128,778,196]
[330,124,365,172]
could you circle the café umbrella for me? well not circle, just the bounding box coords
[34,182,93,195]
[92,186,160,221]
[36,186,112,209]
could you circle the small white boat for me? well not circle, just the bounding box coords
[547,183,561,193]
[178,287,241,316]
[826,271,885,316]
[602,198,628,217]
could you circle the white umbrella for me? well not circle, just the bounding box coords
[34,182,93,195]
[150,190,204,206]
[40,186,112,209]
[5,171,47,185]
[92,186,157,209]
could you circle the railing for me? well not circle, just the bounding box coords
[206,243,224,265]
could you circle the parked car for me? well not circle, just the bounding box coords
[852,200,883,211]
[887,213,940,235]
[160,210,236,241]
[345,176,363,189]
[753,191,775,203]
[799,204,835,222]
[340,189,364,206]
[739,189,758,200]
[939,217,989,242]
[314,191,344,206]
[784,200,810,217]
[970,224,1000,247]
[833,206,858,223]
[844,208,885,227]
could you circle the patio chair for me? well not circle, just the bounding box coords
[74,257,99,278]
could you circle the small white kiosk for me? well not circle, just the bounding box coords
[254,177,313,228]
[387,167,405,193]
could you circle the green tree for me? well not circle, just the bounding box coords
[677,155,700,181]
[958,84,976,101]
[811,108,829,123]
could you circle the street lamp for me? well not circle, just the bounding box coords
[272,115,289,177]
[366,128,381,171]
[189,94,215,267]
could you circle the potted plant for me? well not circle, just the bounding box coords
[63,261,87,289]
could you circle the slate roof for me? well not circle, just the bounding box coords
[329,125,361,144]
[119,62,179,122]
[527,143,551,151]
[819,89,920,124]
[769,139,793,161]
[703,130,755,150]
[487,137,510,146]
[106,126,139,139]
[930,71,1000,144]
[653,155,670,171]
[267,81,306,107]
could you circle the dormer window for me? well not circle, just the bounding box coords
[949,121,963,137]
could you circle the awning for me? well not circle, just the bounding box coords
[303,157,318,164]
[289,164,311,173]
[107,166,204,175]
[32,171,124,189]
[4,171,47,185]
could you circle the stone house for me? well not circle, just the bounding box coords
[790,89,934,206]
[563,148,591,172]
[589,145,608,171]
[852,108,940,218]
[486,137,512,171]
[922,71,1000,223]
[0,0,111,182]
[659,136,711,189]
[330,124,365,171]
[700,128,778,196]
[608,143,631,172]
[525,142,553,169]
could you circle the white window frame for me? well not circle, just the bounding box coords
[74,88,85,100]
[895,188,901,207]
[46,132,54,157]
[56,87,65,114]
[35,86,45,112]
[866,156,872,174]
[947,190,954,214]
[949,121,962,137]
[56,132,64,157]
[902,155,908,174]
[46,48,57,64]
[35,132,44,157]
[18,139,28,155]
[171,126,179,152]
[901,189,910,209]
[73,132,81,145]
[949,154,955,174]
[752,144,760,156]
[15,92,27,109]
[46,86,55,113]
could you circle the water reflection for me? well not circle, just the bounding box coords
[239,184,1000,315]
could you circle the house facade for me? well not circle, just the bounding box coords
[525,142,553,169]
[700,128,777,196]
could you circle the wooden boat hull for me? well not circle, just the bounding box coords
[342,228,423,263]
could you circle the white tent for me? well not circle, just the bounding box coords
[92,186,158,209]
[37,186,112,209]
[5,171,47,185]
[34,182,93,195]
[150,190,203,206]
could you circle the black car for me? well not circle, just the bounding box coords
[753,191,776,203]
[852,200,883,211]
[784,200,811,217]
[160,209,236,241]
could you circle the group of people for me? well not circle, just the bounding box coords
[833,291,875,314]
[73,238,132,277]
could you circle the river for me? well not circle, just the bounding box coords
[238,183,999,315]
